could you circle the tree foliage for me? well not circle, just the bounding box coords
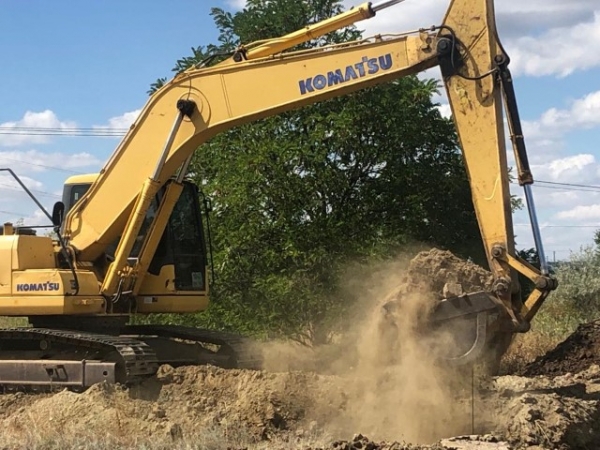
[149,0,486,344]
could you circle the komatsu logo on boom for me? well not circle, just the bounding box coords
[16,282,60,292]
[299,54,393,95]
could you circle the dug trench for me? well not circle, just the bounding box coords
[1,250,600,449]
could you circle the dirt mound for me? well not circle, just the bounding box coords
[302,433,449,449]
[0,365,346,447]
[406,248,494,298]
[520,320,600,377]
[3,365,600,449]
[490,366,600,448]
[8,248,600,449]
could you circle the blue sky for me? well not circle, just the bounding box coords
[1,0,600,261]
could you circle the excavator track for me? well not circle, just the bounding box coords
[122,325,263,370]
[0,325,262,391]
[0,327,159,390]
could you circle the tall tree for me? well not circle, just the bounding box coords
[150,0,483,344]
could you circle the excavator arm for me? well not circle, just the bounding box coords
[60,0,556,363]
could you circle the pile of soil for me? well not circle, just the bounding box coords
[520,320,600,377]
[300,434,450,450]
[491,366,600,449]
[2,364,600,449]
[406,249,494,298]
[0,365,346,447]
[3,248,600,449]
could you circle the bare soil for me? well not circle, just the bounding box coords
[1,249,600,450]
[2,363,600,449]
[520,320,600,377]
[405,248,494,297]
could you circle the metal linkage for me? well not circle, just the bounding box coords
[372,0,406,13]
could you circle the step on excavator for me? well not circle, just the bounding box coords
[0,0,557,389]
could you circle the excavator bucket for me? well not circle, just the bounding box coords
[378,291,508,368]
[429,292,507,365]
[378,291,517,372]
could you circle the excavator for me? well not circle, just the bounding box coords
[0,0,557,389]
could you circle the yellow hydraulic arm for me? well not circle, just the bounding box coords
[216,0,404,65]
[62,0,556,335]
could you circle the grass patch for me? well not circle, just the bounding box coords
[499,303,600,375]
[0,316,28,328]
[500,246,600,375]
[499,328,560,375]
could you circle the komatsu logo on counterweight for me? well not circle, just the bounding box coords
[299,54,393,95]
[16,282,60,292]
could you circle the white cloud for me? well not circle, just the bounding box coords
[227,0,600,79]
[506,12,600,78]
[94,109,141,131]
[337,0,600,41]
[497,0,599,34]
[518,186,600,222]
[0,173,43,192]
[532,154,597,184]
[0,110,77,147]
[226,0,246,9]
[0,207,55,228]
[345,0,445,36]
[556,204,600,221]
[0,170,61,227]
[508,85,600,255]
[0,172,51,214]
[531,190,588,210]
[19,209,53,227]
[437,103,451,119]
[521,90,600,161]
[0,150,102,174]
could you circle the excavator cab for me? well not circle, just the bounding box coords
[58,175,211,296]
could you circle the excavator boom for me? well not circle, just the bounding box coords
[0,0,557,388]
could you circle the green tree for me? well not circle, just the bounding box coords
[151,0,485,344]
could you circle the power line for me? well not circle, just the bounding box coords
[0,130,125,137]
[511,181,600,193]
[528,184,600,194]
[536,180,600,190]
[0,126,128,132]
[0,209,32,217]
[515,224,600,228]
[0,181,60,198]
[0,126,127,137]
[0,156,83,174]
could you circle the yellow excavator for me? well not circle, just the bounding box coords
[0,0,556,388]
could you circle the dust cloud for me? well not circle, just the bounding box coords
[4,249,600,449]
[260,249,489,443]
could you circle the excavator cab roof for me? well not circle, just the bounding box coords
[64,173,98,185]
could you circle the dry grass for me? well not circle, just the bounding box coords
[499,329,560,375]
[0,426,337,450]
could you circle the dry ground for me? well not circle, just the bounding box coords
[0,249,597,450]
